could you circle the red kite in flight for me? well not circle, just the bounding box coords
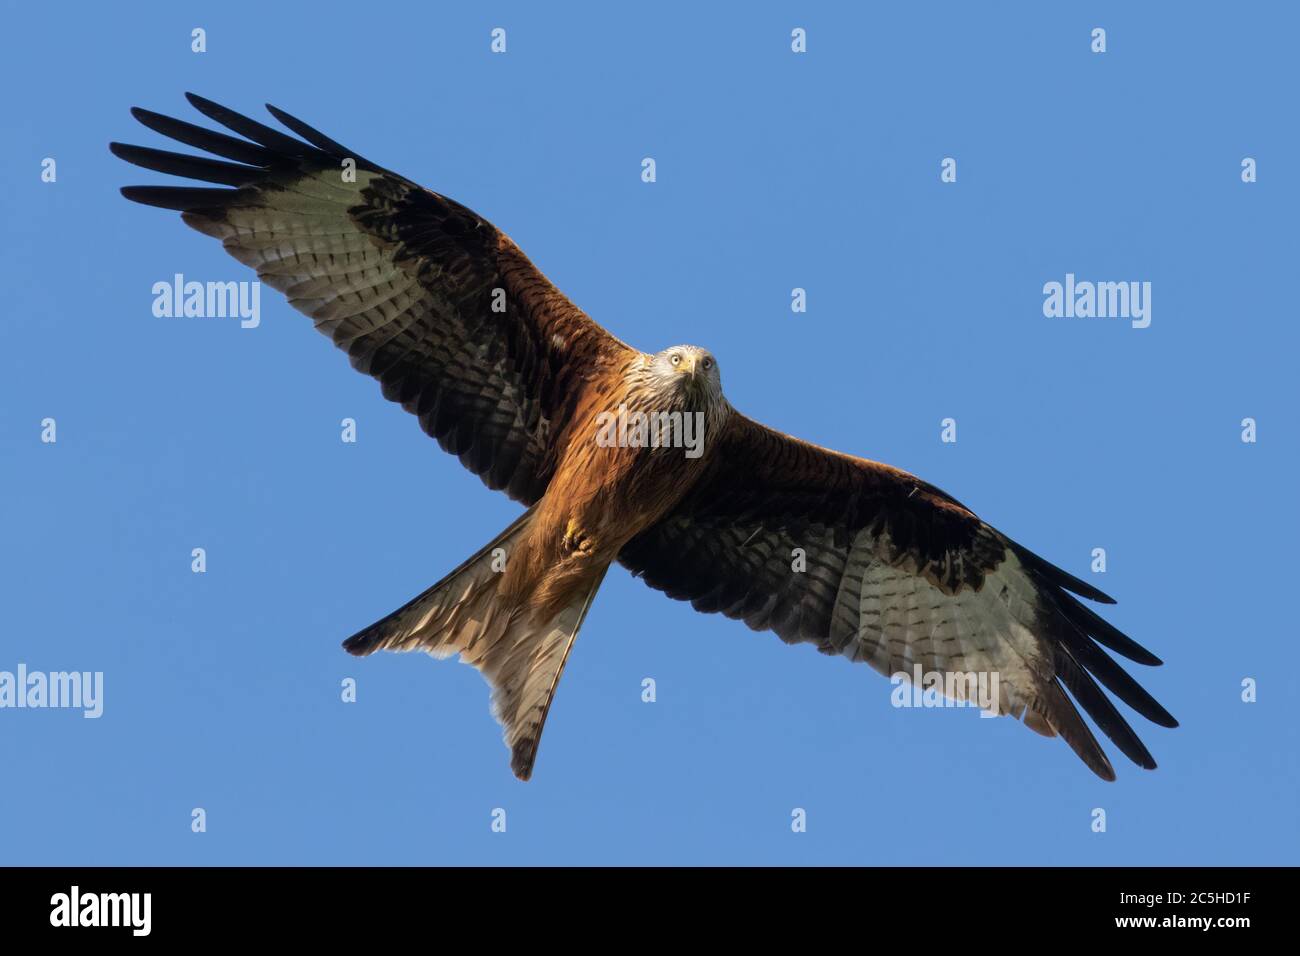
[114,96,1176,781]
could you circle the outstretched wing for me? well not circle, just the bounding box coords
[114,94,633,505]
[618,413,1177,780]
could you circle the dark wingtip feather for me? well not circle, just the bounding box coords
[120,184,239,210]
[265,103,351,156]
[1011,542,1116,604]
[341,628,380,657]
[184,91,222,114]
[127,105,279,167]
[1077,638,1179,728]
[110,141,265,187]
[1043,679,1119,781]
[1058,591,1164,667]
[1054,638,1162,772]
[184,92,319,159]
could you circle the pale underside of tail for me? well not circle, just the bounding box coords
[343,506,607,780]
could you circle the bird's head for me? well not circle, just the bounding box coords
[647,344,722,407]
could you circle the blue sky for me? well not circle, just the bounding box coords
[1,1,1296,865]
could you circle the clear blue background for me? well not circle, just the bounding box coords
[2,1,1295,865]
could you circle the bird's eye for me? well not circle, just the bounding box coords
[702,358,713,371]
[670,354,681,366]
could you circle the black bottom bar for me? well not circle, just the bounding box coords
[0,866,1284,940]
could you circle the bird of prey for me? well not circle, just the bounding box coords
[114,95,1176,781]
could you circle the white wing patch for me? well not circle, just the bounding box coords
[182,170,426,343]
[831,529,1057,725]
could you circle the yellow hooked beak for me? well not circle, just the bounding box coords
[678,354,698,378]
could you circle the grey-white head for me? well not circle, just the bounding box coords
[640,344,724,410]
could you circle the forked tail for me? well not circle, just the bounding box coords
[342,506,605,779]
